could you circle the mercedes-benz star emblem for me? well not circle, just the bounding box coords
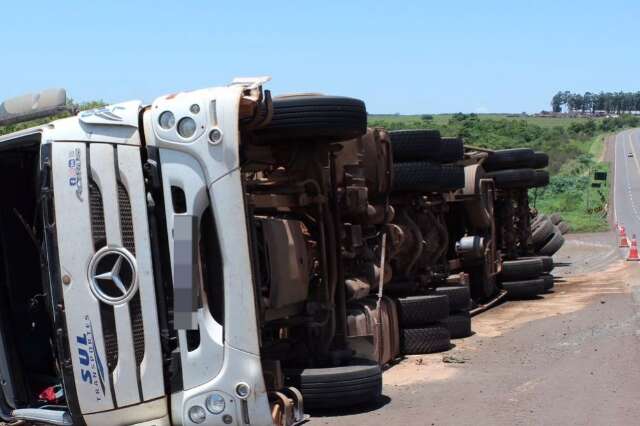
[88,247,138,306]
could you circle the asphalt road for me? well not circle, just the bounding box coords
[314,129,640,426]
[316,235,640,426]
[613,128,640,241]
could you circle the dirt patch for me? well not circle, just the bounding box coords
[474,260,630,338]
[383,258,632,387]
[383,354,461,386]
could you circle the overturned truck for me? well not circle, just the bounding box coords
[0,81,564,426]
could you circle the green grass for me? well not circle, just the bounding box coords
[531,162,610,233]
[368,113,603,130]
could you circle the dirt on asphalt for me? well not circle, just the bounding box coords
[315,233,640,426]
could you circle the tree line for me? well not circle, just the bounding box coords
[551,91,640,114]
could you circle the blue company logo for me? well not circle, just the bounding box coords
[76,316,107,402]
[67,148,82,199]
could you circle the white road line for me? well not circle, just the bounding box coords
[629,132,640,174]
[620,129,640,233]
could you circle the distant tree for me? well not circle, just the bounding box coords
[551,90,640,114]
[583,92,593,113]
[551,91,563,112]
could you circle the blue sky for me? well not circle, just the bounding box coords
[1,0,639,113]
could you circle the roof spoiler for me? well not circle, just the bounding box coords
[0,88,69,126]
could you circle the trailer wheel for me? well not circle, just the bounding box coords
[532,170,550,187]
[522,256,554,273]
[389,130,442,162]
[393,162,465,193]
[557,221,570,234]
[541,274,555,292]
[531,214,549,228]
[550,213,563,225]
[441,312,472,339]
[538,231,565,256]
[437,137,465,163]
[401,325,451,355]
[285,359,382,409]
[531,152,549,169]
[501,258,544,280]
[433,286,471,312]
[503,278,545,299]
[396,294,449,327]
[253,95,367,143]
[483,148,535,171]
[532,218,555,246]
[487,168,536,189]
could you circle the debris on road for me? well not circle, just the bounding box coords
[442,354,469,364]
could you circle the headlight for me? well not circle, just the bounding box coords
[158,111,175,129]
[235,382,251,399]
[205,393,226,414]
[209,128,223,144]
[188,405,206,424]
[177,117,197,138]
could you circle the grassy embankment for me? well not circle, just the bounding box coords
[370,113,640,232]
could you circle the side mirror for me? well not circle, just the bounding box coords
[0,88,68,126]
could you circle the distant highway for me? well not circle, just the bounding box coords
[613,128,640,242]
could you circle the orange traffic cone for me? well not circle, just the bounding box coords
[627,235,640,261]
[619,226,629,248]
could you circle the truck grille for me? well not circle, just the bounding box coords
[89,181,107,250]
[117,182,145,365]
[118,183,136,255]
[54,142,165,413]
[90,181,119,374]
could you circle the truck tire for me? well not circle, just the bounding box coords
[550,213,562,225]
[441,312,472,339]
[437,137,465,163]
[390,130,442,162]
[286,360,382,409]
[396,294,449,327]
[532,214,548,228]
[503,278,545,299]
[433,286,471,312]
[401,325,451,355]
[541,274,554,291]
[393,162,465,193]
[254,95,367,143]
[532,152,549,169]
[501,258,544,280]
[532,218,555,246]
[522,256,554,273]
[557,221,570,234]
[487,168,536,189]
[532,170,549,187]
[483,148,535,171]
[538,231,565,256]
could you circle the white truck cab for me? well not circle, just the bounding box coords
[0,79,300,426]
